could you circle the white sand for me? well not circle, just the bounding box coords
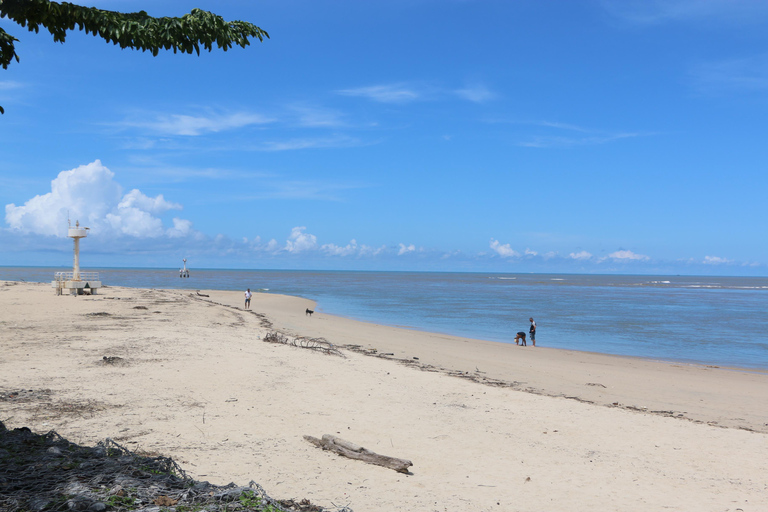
[1,281,767,511]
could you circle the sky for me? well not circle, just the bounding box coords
[1,0,767,275]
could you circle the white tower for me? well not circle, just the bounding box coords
[69,220,88,281]
[52,220,101,295]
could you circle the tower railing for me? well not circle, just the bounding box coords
[54,271,100,282]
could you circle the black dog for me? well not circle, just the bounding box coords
[306,308,314,317]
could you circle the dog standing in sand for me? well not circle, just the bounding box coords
[306,308,314,317]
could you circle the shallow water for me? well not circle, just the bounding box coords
[3,267,767,369]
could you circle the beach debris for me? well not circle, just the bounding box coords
[196,290,210,297]
[86,311,111,317]
[586,382,607,388]
[101,356,125,365]
[154,495,178,506]
[263,332,345,357]
[304,434,413,474]
[0,388,53,402]
[132,305,148,310]
[279,498,325,511]
[0,421,349,512]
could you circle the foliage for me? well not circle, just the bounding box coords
[0,0,269,113]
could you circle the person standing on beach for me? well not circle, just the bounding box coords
[244,288,252,310]
[529,317,536,347]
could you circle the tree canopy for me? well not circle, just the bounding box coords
[0,0,269,113]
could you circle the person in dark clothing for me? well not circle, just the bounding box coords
[514,331,527,346]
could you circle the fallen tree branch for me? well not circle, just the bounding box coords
[264,332,345,357]
[303,434,412,474]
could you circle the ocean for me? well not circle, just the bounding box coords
[2,267,767,369]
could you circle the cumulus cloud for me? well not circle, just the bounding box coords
[703,255,731,264]
[4,160,194,239]
[168,218,194,239]
[118,189,181,215]
[489,239,520,258]
[524,248,538,256]
[607,249,650,261]
[284,226,318,253]
[322,239,359,256]
[398,243,416,255]
[569,250,593,260]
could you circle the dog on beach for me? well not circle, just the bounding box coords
[306,308,314,317]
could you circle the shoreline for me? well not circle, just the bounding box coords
[2,269,766,370]
[197,288,768,433]
[316,310,768,375]
[2,281,768,511]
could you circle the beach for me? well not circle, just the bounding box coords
[1,281,767,511]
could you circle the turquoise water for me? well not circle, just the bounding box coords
[2,267,767,369]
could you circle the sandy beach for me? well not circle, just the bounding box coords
[1,281,767,511]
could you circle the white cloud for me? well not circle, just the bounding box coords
[600,0,768,25]
[398,243,416,255]
[359,244,386,256]
[257,135,364,152]
[607,249,650,261]
[569,250,593,260]
[454,84,495,103]
[337,84,420,103]
[4,160,194,239]
[0,81,23,91]
[489,239,520,258]
[291,105,345,127]
[284,226,318,253]
[691,54,768,94]
[322,239,359,256]
[168,218,194,238]
[524,248,538,256]
[703,255,731,264]
[121,111,274,136]
[118,189,181,215]
[519,132,640,148]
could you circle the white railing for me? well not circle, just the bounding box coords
[54,271,100,281]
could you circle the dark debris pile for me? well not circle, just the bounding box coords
[0,422,350,512]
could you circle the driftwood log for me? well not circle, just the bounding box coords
[304,434,413,474]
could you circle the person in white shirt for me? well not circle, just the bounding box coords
[244,288,252,310]
[529,317,536,347]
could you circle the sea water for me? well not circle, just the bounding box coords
[2,268,767,369]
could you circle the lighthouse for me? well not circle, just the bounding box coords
[69,220,87,281]
[52,221,102,295]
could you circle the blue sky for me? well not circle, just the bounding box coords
[1,0,767,274]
